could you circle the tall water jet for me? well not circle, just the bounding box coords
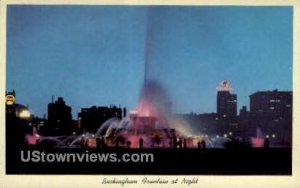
[144,8,155,84]
[251,127,265,148]
[137,8,171,121]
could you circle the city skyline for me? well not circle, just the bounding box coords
[6,6,292,117]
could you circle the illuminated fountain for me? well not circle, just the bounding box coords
[34,9,209,149]
[89,80,197,149]
[89,9,195,149]
[251,127,265,148]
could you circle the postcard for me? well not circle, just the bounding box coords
[1,0,299,187]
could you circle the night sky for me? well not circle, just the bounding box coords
[6,5,292,117]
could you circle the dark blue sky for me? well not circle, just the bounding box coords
[7,6,292,117]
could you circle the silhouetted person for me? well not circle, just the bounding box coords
[197,141,201,149]
[84,138,90,149]
[183,139,187,149]
[126,141,131,148]
[201,140,206,149]
[97,136,106,148]
[264,138,270,148]
[80,138,85,148]
[102,138,107,148]
[96,137,102,148]
[172,137,177,149]
[178,138,182,149]
[139,138,144,149]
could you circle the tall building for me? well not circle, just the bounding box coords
[250,90,292,118]
[6,90,33,172]
[217,91,237,118]
[238,106,250,137]
[216,80,237,118]
[45,97,73,135]
[248,90,292,144]
[216,81,238,133]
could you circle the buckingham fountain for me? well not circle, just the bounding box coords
[34,9,207,149]
[55,79,202,149]
[91,80,200,149]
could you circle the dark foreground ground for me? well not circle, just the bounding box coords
[6,147,291,175]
